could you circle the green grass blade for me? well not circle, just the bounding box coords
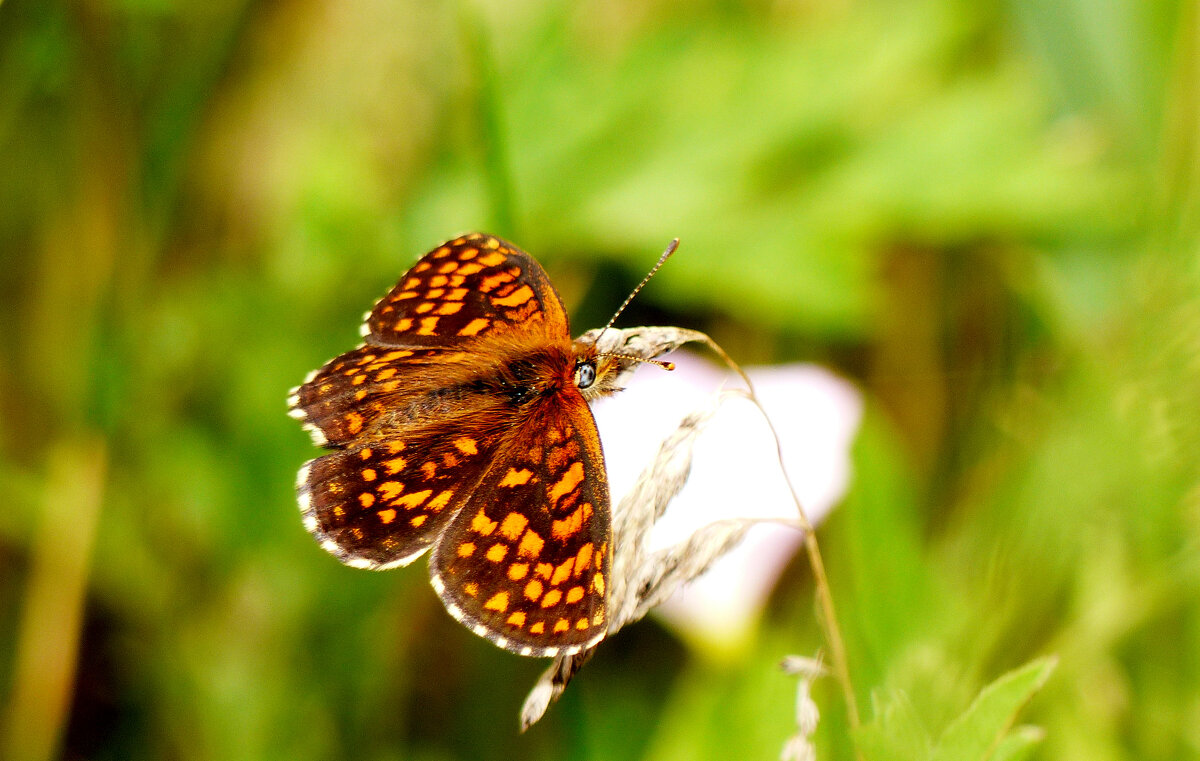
[930,656,1057,761]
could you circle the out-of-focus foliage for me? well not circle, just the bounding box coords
[1,0,1197,759]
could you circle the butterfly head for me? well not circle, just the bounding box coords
[571,337,674,402]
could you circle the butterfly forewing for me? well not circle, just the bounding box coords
[366,233,570,348]
[431,390,611,655]
[291,345,447,447]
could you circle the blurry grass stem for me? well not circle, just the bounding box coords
[3,439,107,761]
[698,334,863,733]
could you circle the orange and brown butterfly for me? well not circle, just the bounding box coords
[287,233,673,657]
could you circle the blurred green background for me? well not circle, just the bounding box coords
[2,0,1198,759]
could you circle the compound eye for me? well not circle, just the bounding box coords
[574,361,597,390]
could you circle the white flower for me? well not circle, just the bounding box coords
[593,351,862,654]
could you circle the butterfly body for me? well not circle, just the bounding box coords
[289,234,621,657]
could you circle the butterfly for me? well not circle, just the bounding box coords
[288,233,673,657]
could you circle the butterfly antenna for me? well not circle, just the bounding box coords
[592,238,680,372]
[604,352,676,371]
[601,238,679,334]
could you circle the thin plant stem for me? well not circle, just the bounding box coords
[699,335,863,734]
[3,438,107,761]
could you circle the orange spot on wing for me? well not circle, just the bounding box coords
[566,586,584,604]
[484,592,509,612]
[576,618,590,631]
[445,288,468,300]
[575,543,594,573]
[458,318,490,336]
[553,619,570,633]
[492,284,534,307]
[361,468,377,481]
[551,559,575,586]
[463,582,478,597]
[529,622,545,635]
[485,543,508,562]
[524,579,544,601]
[535,562,553,579]
[517,529,544,558]
[499,512,528,540]
[359,493,375,508]
[416,316,440,335]
[394,318,413,332]
[428,490,453,511]
[378,482,403,501]
[549,461,584,504]
[394,490,431,509]
[435,302,463,315]
[410,514,426,527]
[477,252,506,266]
[592,572,605,595]
[454,438,478,455]
[541,589,562,608]
[378,508,397,524]
[478,271,513,292]
[499,468,532,488]
[471,510,497,535]
[552,502,593,541]
[383,457,406,474]
[458,542,476,557]
[345,412,364,434]
[506,611,526,627]
[507,563,529,580]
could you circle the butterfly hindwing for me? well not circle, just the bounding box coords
[430,389,611,656]
[298,424,505,569]
[366,233,571,348]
